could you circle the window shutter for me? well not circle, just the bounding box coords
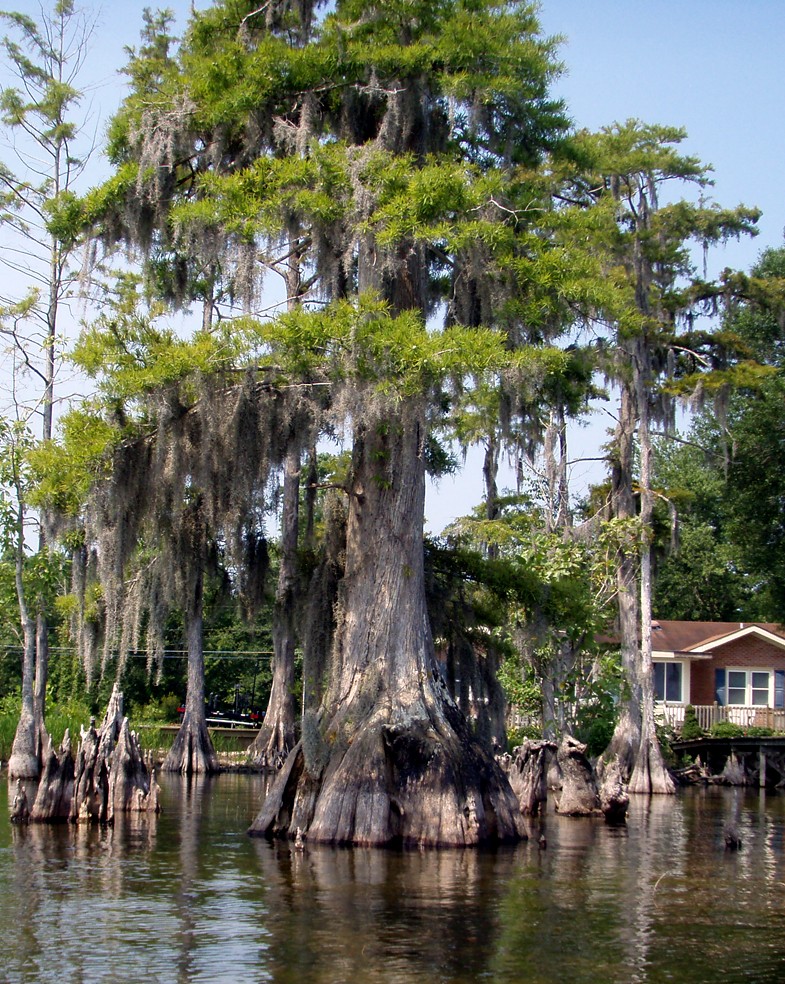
[775,670,785,709]
[715,668,726,706]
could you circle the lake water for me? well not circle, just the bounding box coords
[1,773,784,983]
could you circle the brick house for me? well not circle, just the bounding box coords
[652,620,785,725]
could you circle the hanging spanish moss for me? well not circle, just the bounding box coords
[75,368,322,774]
[78,0,576,841]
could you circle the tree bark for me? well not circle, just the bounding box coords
[628,345,674,795]
[8,617,38,779]
[597,377,640,811]
[544,405,571,534]
[9,779,31,823]
[33,612,51,768]
[163,567,219,775]
[8,491,42,779]
[108,717,161,817]
[30,731,74,822]
[24,684,160,823]
[250,405,526,846]
[249,446,300,769]
[599,757,630,823]
[507,739,556,816]
[599,339,674,800]
[554,735,600,815]
[482,432,501,559]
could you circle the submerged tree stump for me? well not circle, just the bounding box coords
[20,684,160,824]
[721,752,748,786]
[554,736,601,816]
[30,732,75,822]
[72,717,113,822]
[10,780,30,824]
[598,758,629,824]
[507,740,558,816]
[108,717,160,818]
[71,685,123,822]
[251,707,525,847]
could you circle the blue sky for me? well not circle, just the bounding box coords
[538,1,785,274]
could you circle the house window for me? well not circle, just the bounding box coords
[727,669,771,706]
[752,671,770,705]
[654,662,683,702]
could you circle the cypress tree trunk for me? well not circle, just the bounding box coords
[163,566,219,775]
[545,405,571,533]
[598,381,642,792]
[250,403,525,846]
[482,432,500,559]
[8,617,38,779]
[9,498,42,779]
[33,612,50,765]
[628,344,674,795]
[599,341,674,802]
[9,611,50,779]
[249,446,300,769]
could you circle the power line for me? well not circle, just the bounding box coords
[2,646,275,660]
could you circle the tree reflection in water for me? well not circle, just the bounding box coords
[2,776,785,983]
[248,837,519,983]
[4,777,159,982]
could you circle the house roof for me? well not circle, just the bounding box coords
[652,620,785,657]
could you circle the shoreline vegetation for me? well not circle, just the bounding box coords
[5,697,784,797]
[0,698,259,772]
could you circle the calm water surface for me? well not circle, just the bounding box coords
[1,773,784,983]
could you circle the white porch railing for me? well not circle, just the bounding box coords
[657,703,785,732]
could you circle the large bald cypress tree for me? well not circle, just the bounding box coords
[71,0,592,842]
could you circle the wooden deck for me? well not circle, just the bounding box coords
[671,735,785,787]
[658,703,785,731]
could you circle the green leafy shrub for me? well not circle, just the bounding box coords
[573,688,618,758]
[680,705,704,740]
[710,720,745,738]
[580,716,616,758]
[506,724,542,752]
[709,720,775,738]
[133,693,182,724]
[655,720,679,765]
